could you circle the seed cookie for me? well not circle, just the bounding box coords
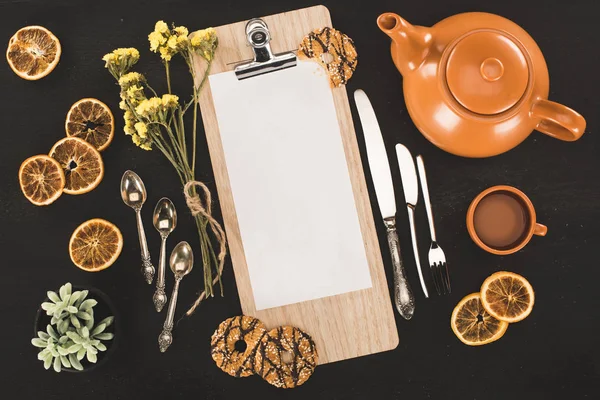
[254,326,318,389]
[211,316,267,377]
[298,27,358,87]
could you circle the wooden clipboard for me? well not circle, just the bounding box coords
[193,5,398,364]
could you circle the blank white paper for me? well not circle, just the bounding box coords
[209,61,372,310]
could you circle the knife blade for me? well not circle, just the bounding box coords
[395,144,429,298]
[353,90,396,219]
[395,144,419,207]
[354,89,415,320]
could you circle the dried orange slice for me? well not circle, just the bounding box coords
[6,26,61,80]
[66,98,115,151]
[480,271,535,323]
[69,218,123,271]
[49,137,104,195]
[451,293,508,346]
[18,155,65,206]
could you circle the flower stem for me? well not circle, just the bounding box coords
[192,96,198,173]
[178,108,188,165]
[145,82,159,98]
[203,225,223,295]
[153,140,184,182]
[189,55,212,178]
[197,62,211,93]
[195,216,212,296]
[154,121,185,168]
[183,58,211,113]
[165,62,172,94]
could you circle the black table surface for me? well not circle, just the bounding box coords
[1,0,598,398]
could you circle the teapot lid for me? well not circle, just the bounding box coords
[445,31,529,115]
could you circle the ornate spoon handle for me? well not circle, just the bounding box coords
[158,277,181,352]
[153,236,168,312]
[136,209,155,284]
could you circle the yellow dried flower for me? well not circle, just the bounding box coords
[159,46,174,61]
[105,23,218,157]
[174,26,189,37]
[167,35,178,50]
[161,94,179,108]
[114,47,140,59]
[118,72,145,89]
[190,28,218,61]
[103,48,140,77]
[190,35,202,47]
[131,132,153,151]
[125,85,145,103]
[102,53,116,65]
[195,28,215,43]
[149,21,194,61]
[176,35,189,46]
[134,122,148,138]
[149,31,167,52]
[119,73,147,107]
[124,110,136,135]
[124,124,136,136]
[136,97,163,118]
[207,28,218,40]
[149,21,172,57]
[103,49,131,67]
[132,133,141,145]
[155,21,169,34]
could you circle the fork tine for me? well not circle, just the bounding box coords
[430,262,442,295]
[437,265,445,296]
[440,262,450,294]
[438,263,447,296]
[441,262,451,294]
[440,261,450,295]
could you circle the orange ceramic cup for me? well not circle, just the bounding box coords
[466,185,547,255]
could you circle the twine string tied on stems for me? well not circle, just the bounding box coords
[183,181,227,315]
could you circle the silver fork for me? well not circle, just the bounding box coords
[416,155,451,295]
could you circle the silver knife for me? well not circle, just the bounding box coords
[354,89,415,320]
[395,144,429,298]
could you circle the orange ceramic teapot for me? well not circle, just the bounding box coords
[377,12,586,158]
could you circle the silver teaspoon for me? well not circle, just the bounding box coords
[120,170,155,284]
[152,197,177,312]
[158,241,193,352]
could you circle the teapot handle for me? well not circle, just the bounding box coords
[531,99,586,142]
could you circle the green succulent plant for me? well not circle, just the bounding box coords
[66,316,115,364]
[33,282,114,372]
[31,324,76,372]
[41,283,97,334]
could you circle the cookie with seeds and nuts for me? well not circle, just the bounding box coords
[254,326,318,388]
[211,316,267,377]
[298,27,357,87]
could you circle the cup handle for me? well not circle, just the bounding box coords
[531,99,586,142]
[534,223,548,237]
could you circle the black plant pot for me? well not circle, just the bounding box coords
[34,285,118,373]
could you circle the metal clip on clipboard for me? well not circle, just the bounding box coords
[234,18,297,80]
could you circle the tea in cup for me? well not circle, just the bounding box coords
[467,186,547,255]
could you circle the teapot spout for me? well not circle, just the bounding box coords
[377,13,432,75]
